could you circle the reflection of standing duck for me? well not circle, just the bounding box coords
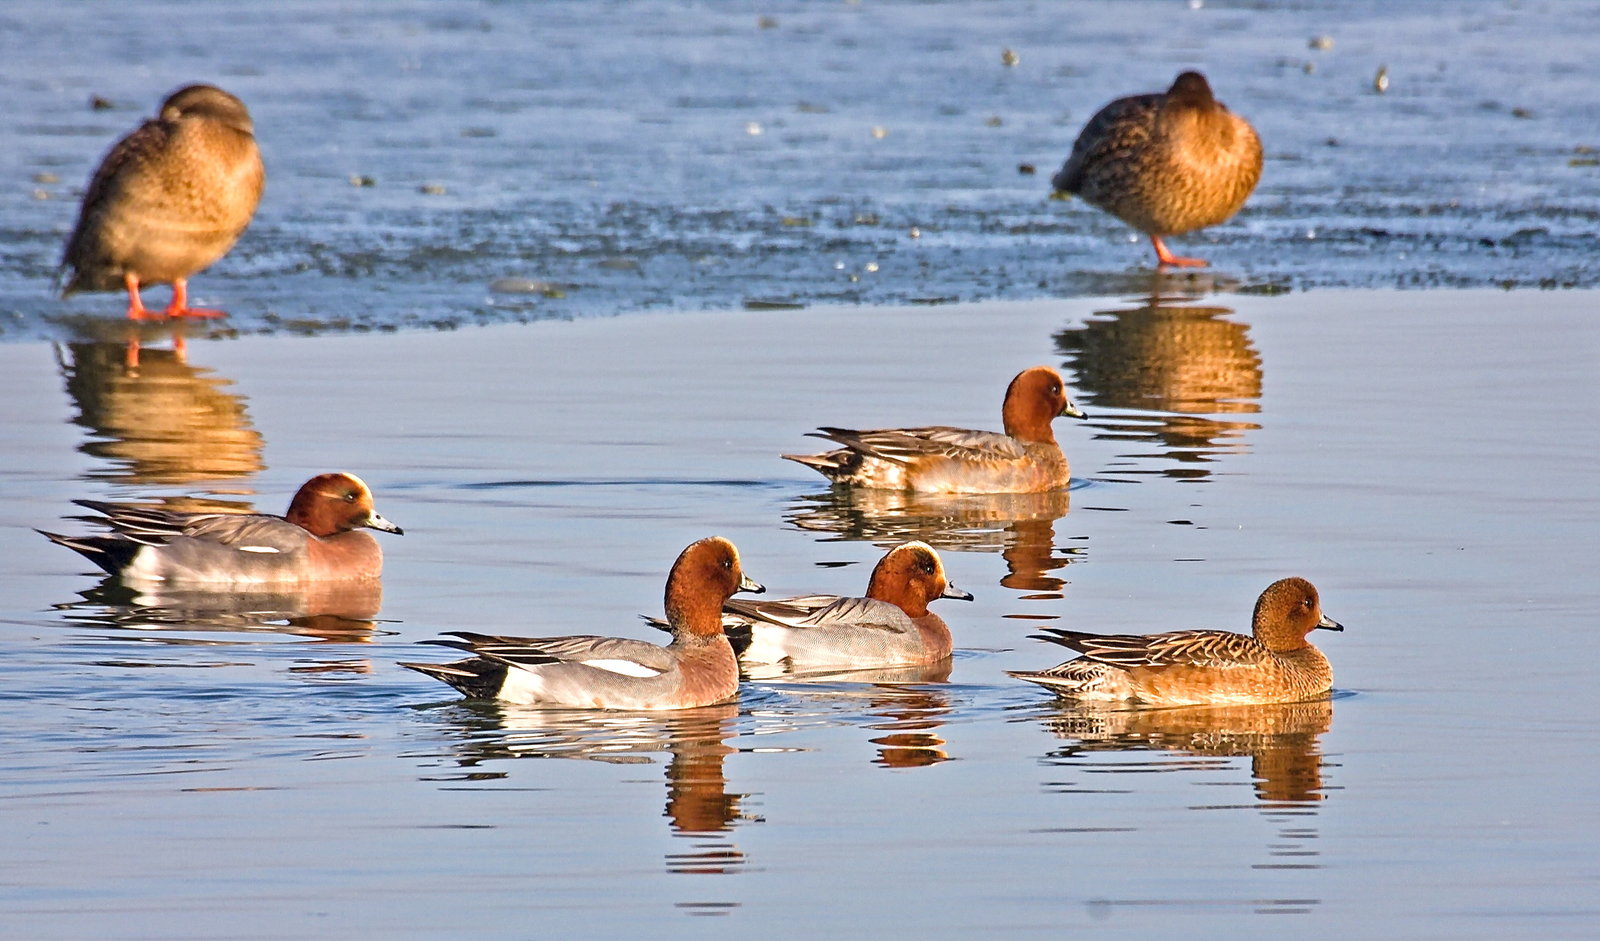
[56,337,264,484]
[1055,293,1260,481]
[60,84,264,320]
[1040,698,1334,804]
[1052,71,1261,268]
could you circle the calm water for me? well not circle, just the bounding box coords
[2,1,1598,937]
[1,288,1597,938]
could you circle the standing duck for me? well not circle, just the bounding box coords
[61,84,265,319]
[1008,577,1343,706]
[1052,71,1261,268]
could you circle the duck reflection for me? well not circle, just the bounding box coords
[758,679,955,768]
[420,703,753,874]
[1055,288,1261,481]
[1037,698,1334,805]
[54,324,263,484]
[54,578,384,644]
[786,489,1078,594]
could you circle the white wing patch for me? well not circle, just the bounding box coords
[238,545,281,554]
[582,658,664,678]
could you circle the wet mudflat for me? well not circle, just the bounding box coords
[1,287,1596,938]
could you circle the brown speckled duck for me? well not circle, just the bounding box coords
[1052,71,1261,268]
[61,84,265,320]
[1008,577,1342,706]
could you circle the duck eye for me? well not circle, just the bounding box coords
[722,558,732,570]
[344,492,357,502]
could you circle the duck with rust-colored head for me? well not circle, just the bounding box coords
[61,84,265,319]
[1009,577,1343,706]
[784,366,1087,494]
[1053,71,1261,268]
[402,537,763,710]
[39,472,402,586]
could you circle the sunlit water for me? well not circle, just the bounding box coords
[2,288,1597,938]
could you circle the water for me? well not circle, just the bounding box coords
[2,0,1599,339]
[2,287,1597,938]
[2,1,1598,937]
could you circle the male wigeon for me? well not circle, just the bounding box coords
[1053,71,1261,268]
[401,537,763,710]
[38,472,401,586]
[1008,577,1343,706]
[784,366,1087,493]
[61,84,265,319]
[719,541,972,672]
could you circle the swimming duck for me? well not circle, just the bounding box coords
[784,366,1087,493]
[1008,577,1342,706]
[1052,71,1261,268]
[39,472,400,585]
[401,537,762,710]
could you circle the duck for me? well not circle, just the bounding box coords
[647,541,972,672]
[38,472,400,586]
[60,84,265,319]
[784,366,1087,493]
[1052,71,1261,268]
[401,537,762,710]
[1008,577,1342,706]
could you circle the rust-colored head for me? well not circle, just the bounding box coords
[1001,366,1086,443]
[1252,577,1343,652]
[665,536,764,636]
[866,541,973,618]
[284,472,402,538]
[160,84,255,135]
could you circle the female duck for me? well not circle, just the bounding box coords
[1009,577,1342,706]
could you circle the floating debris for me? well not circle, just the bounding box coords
[1001,48,1019,67]
[89,94,115,111]
[1511,107,1533,119]
[744,297,804,311]
[488,277,565,297]
[757,15,778,29]
[1018,163,1036,175]
[1374,65,1389,94]
[908,226,921,239]
[780,216,812,227]
[871,125,888,139]
[418,182,446,195]
[32,172,58,184]
[1309,35,1334,51]
[745,121,763,136]
[984,115,1003,127]
[349,174,376,187]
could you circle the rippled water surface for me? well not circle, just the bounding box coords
[2,1,1598,938]
[2,287,1597,938]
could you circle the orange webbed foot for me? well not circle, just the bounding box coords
[1151,236,1210,269]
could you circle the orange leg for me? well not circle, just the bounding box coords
[123,273,160,320]
[162,279,227,319]
[1151,235,1209,268]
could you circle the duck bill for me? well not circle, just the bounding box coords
[738,574,765,594]
[365,512,404,535]
[941,581,975,602]
[1060,400,1088,420]
[1316,614,1344,632]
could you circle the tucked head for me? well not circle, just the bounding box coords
[284,472,403,538]
[160,84,254,134]
[1253,577,1342,651]
[1001,366,1087,442]
[1166,71,1216,107]
[666,536,764,635]
[866,541,973,617]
